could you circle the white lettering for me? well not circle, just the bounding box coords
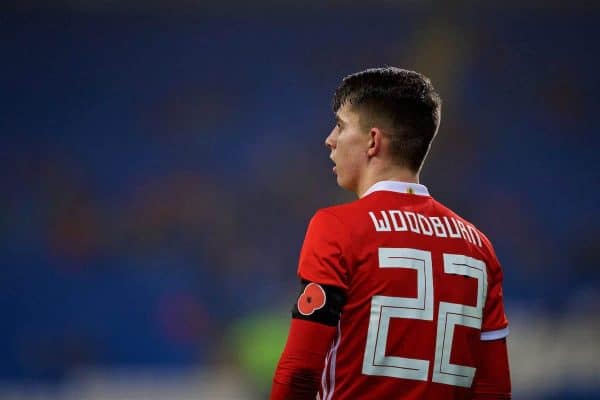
[444,217,462,239]
[369,211,392,232]
[418,214,433,236]
[404,212,420,234]
[467,225,482,247]
[430,217,447,237]
[456,220,472,244]
[369,211,482,247]
[389,210,408,231]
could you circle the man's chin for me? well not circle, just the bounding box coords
[336,176,356,194]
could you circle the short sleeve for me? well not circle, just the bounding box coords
[481,255,509,341]
[297,210,351,291]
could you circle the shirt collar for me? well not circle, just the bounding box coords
[361,180,430,198]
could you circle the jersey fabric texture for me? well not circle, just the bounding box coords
[297,181,509,400]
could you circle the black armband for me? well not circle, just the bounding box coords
[291,280,346,326]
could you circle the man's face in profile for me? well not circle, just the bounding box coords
[325,104,370,194]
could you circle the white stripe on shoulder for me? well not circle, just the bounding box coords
[481,326,509,341]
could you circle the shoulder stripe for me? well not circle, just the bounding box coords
[481,326,509,341]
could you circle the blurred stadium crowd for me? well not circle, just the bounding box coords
[1,2,599,399]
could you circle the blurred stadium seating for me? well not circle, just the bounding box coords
[1,1,599,399]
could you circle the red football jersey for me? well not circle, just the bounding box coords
[297,181,509,400]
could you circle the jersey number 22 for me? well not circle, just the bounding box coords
[362,247,487,388]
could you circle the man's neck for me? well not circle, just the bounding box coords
[356,168,420,198]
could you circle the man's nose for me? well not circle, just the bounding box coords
[325,130,335,150]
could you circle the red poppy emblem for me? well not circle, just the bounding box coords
[297,283,326,316]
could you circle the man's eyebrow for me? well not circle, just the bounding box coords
[335,115,344,124]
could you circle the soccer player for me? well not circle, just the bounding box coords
[270,67,511,400]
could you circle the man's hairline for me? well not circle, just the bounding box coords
[335,101,394,136]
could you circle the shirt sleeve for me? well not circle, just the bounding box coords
[270,319,337,400]
[481,254,509,340]
[472,338,512,398]
[297,210,352,291]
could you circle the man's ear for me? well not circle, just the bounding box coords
[367,127,383,157]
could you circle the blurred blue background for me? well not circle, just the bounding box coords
[1,2,599,399]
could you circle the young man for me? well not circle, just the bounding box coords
[270,68,511,400]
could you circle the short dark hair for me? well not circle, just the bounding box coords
[332,67,442,172]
